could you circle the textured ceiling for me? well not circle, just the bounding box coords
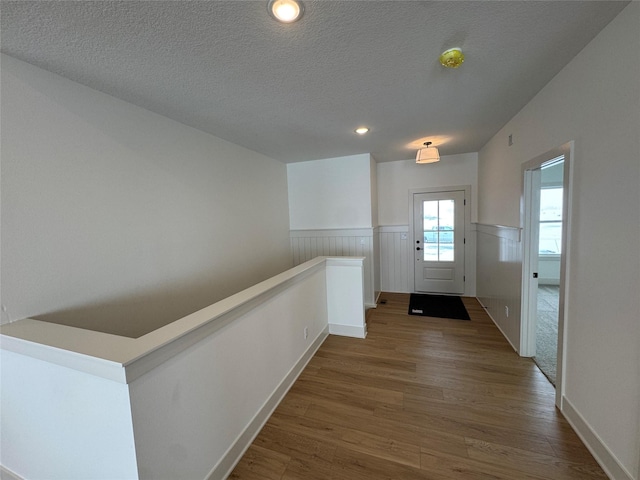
[0,1,629,163]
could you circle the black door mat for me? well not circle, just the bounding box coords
[408,294,470,320]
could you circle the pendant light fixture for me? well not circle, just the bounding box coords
[416,142,440,164]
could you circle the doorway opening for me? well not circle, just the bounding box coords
[534,165,564,385]
[521,143,572,407]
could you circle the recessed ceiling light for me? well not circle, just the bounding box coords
[355,127,369,135]
[268,0,304,23]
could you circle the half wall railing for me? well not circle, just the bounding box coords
[0,256,366,480]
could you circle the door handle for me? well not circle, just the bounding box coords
[416,247,422,251]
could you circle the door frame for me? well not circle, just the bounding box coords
[520,142,573,408]
[408,185,472,295]
[521,166,543,357]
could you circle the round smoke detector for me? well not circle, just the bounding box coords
[439,48,465,68]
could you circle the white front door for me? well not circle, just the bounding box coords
[413,190,465,294]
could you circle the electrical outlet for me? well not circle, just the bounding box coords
[505,306,509,317]
[304,326,308,339]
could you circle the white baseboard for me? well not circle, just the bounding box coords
[210,327,329,480]
[328,323,367,339]
[562,397,635,480]
[476,298,520,354]
[373,291,382,306]
[0,466,24,480]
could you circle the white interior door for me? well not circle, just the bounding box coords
[413,190,465,294]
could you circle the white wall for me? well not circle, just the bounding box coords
[287,154,375,230]
[1,350,138,479]
[287,154,378,305]
[0,54,291,334]
[377,153,478,226]
[475,225,522,350]
[538,256,560,285]
[326,259,366,338]
[477,4,640,478]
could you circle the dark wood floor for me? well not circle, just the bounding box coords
[229,293,606,479]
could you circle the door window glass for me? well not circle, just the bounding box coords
[539,188,563,254]
[423,200,454,261]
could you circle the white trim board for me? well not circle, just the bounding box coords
[0,466,24,480]
[290,228,374,237]
[0,260,327,384]
[562,397,635,480]
[328,323,366,338]
[475,223,522,242]
[377,225,409,233]
[0,257,364,384]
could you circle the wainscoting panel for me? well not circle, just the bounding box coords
[290,229,375,307]
[378,226,410,293]
[476,224,523,352]
[372,229,381,299]
[377,225,476,297]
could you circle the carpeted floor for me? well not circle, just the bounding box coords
[534,285,559,386]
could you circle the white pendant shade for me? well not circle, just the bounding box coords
[416,144,440,164]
